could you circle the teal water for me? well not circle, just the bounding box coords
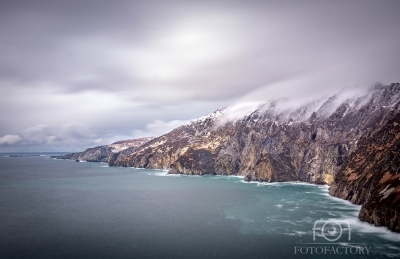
[0,154,399,259]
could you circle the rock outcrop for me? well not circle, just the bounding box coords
[58,137,155,163]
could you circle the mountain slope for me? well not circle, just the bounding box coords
[60,83,400,233]
[110,83,400,232]
[60,137,155,163]
[113,84,400,184]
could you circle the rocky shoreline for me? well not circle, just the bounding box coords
[58,83,400,233]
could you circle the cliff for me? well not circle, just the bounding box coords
[329,111,400,232]
[113,84,400,184]
[59,137,155,163]
[111,83,400,233]
[61,83,400,233]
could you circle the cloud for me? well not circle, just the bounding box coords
[222,77,375,122]
[223,102,263,121]
[0,118,194,151]
[0,135,23,145]
[132,119,193,139]
[0,123,99,151]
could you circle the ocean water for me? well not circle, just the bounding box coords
[1,154,400,259]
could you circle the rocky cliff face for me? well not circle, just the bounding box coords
[111,109,231,172]
[59,137,154,163]
[329,110,400,232]
[61,83,400,233]
[111,83,400,232]
[113,84,400,184]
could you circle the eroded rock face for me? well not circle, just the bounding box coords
[330,111,400,232]
[113,84,400,186]
[58,137,155,163]
[112,109,230,173]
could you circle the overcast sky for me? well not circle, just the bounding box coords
[0,0,399,152]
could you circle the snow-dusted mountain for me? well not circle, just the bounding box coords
[112,84,399,181]
[60,83,400,233]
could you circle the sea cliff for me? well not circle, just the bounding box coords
[59,137,154,163]
[60,83,400,233]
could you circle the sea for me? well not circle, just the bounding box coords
[1,153,400,259]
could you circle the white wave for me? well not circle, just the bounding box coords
[256,182,271,187]
[281,181,324,186]
[383,252,400,258]
[146,167,169,172]
[260,182,284,187]
[153,172,187,177]
[385,244,400,252]
[194,175,244,184]
[342,218,400,242]
[153,172,174,177]
[237,179,327,188]
[295,217,314,224]
[239,180,282,186]
[293,230,308,236]
[279,219,301,227]
[279,181,323,187]
[222,175,244,179]
[239,179,257,184]
[319,189,362,210]
[275,204,283,208]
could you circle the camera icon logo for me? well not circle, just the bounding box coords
[312,219,351,242]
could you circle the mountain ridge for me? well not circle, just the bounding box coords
[59,137,155,163]
[59,83,400,233]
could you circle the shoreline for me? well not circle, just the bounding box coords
[51,155,400,235]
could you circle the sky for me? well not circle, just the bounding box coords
[0,0,399,152]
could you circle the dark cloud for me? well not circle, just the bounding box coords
[0,0,399,151]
